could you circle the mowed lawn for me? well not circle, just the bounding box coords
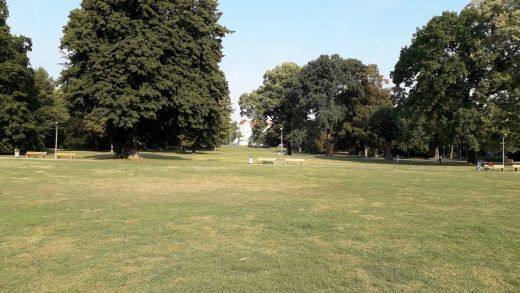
[0,147,519,292]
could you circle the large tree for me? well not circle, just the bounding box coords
[392,11,473,157]
[0,0,39,153]
[32,68,70,148]
[239,62,303,153]
[300,55,390,156]
[393,0,519,162]
[60,0,231,158]
[368,106,402,160]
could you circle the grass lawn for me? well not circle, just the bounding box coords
[0,146,519,291]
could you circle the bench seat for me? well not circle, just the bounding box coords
[57,153,76,159]
[285,158,305,166]
[257,158,276,164]
[26,152,47,158]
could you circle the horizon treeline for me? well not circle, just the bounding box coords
[1,0,518,161]
[0,0,235,158]
[240,0,519,162]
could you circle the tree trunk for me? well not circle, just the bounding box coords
[126,147,141,160]
[287,141,292,156]
[325,128,333,157]
[364,145,369,158]
[384,141,393,160]
[434,147,440,159]
[467,149,478,164]
[449,144,454,160]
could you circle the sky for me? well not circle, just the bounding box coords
[6,0,469,121]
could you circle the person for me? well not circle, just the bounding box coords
[395,154,400,164]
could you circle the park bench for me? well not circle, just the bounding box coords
[57,153,76,159]
[513,165,520,172]
[25,151,47,158]
[285,158,305,166]
[484,163,504,171]
[257,158,276,165]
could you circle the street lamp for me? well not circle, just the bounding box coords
[280,127,283,156]
[54,122,58,160]
[502,135,506,167]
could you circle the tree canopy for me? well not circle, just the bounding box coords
[240,55,391,156]
[0,0,39,153]
[392,0,519,161]
[60,0,231,157]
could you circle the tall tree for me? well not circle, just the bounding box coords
[393,1,519,161]
[61,0,231,158]
[393,12,473,158]
[336,64,392,157]
[239,62,303,153]
[0,0,38,153]
[32,68,70,147]
[300,55,390,156]
[368,106,402,160]
[462,0,520,153]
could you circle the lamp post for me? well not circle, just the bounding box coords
[54,122,58,160]
[280,127,283,156]
[502,135,506,167]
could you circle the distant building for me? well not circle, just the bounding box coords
[238,119,253,146]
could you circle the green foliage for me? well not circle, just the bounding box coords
[0,0,38,153]
[239,62,302,151]
[300,55,391,155]
[32,68,70,147]
[368,106,402,160]
[368,106,402,143]
[393,0,519,158]
[60,0,231,157]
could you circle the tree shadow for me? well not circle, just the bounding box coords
[85,153,117,160]
[85,152,189,161]
[310,154,469,166]
[140,153,189,161]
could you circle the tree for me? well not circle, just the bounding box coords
[462,0,520,153]
[368,106,402,160]
[0,0,38,153]
[300,55,390,156]
[239,62,302,154]
[392,12,473,159]
[32,68,70,147]
[60,0,231,158]
[393,1,519,162]
[336,64,392,157]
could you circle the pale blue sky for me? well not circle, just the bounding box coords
[7,0,469,120]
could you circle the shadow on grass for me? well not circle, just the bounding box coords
[84,153,190,161]
[140,153,190,161]
[85,153,116,160]
[311,154,470,167]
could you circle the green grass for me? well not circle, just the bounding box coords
[1,146,519,291]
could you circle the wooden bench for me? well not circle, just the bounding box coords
[57,153,76,159]
[26,151,47,158]
[513,165,520,172]
[285,158,305,166]
[257,158,276,165]
[484,163,504,171]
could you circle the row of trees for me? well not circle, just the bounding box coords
[394,0,519,162]
[0,1,68,153]
[240,0,519,162]
[0,0,234,158]
[239,57,392,157]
